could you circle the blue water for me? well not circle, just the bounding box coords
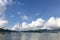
[0,33,60,40]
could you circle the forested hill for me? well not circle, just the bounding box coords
[0,28,18,33]
[21,29,60,33]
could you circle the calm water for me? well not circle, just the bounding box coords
[0,32,60,40]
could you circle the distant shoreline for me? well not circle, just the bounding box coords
[0,28,60,33]
[21,29,60,33]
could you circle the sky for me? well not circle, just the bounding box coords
[0,0,60,30]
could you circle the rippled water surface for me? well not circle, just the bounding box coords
[0,33,60,40]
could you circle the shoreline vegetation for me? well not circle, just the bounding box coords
[0,28,19,34]
[0,28,60,34]
[21,28,60,33]
[21,29,60,33]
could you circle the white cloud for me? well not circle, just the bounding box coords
[12,18,45,31]
[12,23,20,31]
[0,0,13,29]
[12,16,60,31]
[0,0,25,30]
[43,17,60,29]
[43,17,56,29]
[0,17,8,29]
[56,18,60,27]
[26,18,45,30]
[0,0,13,15]
[0,0,8,29]
[28,18,45,28]
[20,15,28,21]
[0,0,9,15]
[0,0,7,6]
[21,22,28,28]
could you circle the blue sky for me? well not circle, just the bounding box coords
[2,0,60,28]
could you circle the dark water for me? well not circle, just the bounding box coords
[0,32,60,40]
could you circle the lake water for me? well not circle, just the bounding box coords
[0,32,60,40]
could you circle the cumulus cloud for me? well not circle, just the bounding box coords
[43,17,60,30]
[0,0,12,14]
[0,0,8,29]
[21,22,28,28]
[29,18,45,28]
[0,17,8,29]
[0,0,7,6]
[0,0,13,29]
[12,17,60,31]
[56,18,60,27]
[42,17,56,29]
[12,23,20,31]
[0,0,7,15]
[12,18,45,31]
[0,0,13,15]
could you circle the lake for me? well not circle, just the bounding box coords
[0,32,60,40]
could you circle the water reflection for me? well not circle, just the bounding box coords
[0,33,60,40]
